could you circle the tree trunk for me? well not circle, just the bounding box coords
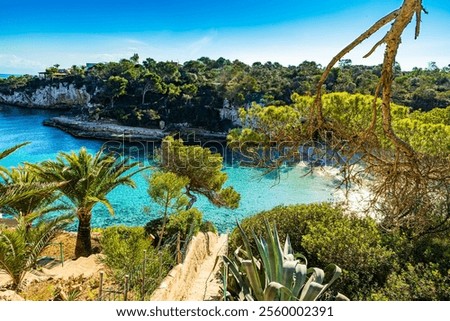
[75,209,92,258]
[185,188,197,210]
[142,83,150,105]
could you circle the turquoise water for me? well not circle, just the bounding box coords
[0,74,16,79]
[0,105,336,232]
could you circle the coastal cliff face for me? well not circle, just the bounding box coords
[0,83,91,109]
[220,98,241,127]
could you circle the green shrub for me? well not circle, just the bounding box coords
[407,231,450,271]
[229,203,393,299]
[166,208,203,239]
[101,226,151,271]
[200,220,217,234]
[371,263,450,300]
[229,203,330,253]
[100,226,175,296]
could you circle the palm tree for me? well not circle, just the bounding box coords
[0,214,73,290]
[1,144,66,223]
[29,147,143,257]
[1,165,67,220]
[0,143,37,209]
[0,142,28,175]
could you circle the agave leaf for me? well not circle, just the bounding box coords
[263,281,293,301]
[307,267,325,284]
[323,264,342,284]
[233,246,245,262]
[264,220,283,283]
[292,263,307,298]
[335,292,350,301]
[253,231,271,283]
[283,234,294,257]
[295,253,308,265]
[237,221,255,260]
[302,281,324,301]
[315,264,343,300]
[242,260,264,301]
[222,255,249,296]
[244,293,255,301]
[282,260,297,289]
[222,260,228,301]
[299,268,324,301]
[237,221,261,288]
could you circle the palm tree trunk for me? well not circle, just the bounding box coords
[75,209,92,258]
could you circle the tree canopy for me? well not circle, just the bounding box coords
[1,54,448,131]
[159,136,240,210]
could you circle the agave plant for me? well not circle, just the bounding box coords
[222,221,349,301]
[0,213,73,290]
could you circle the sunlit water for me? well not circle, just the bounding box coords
[0,105,337,232]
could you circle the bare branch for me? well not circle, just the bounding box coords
[310,9,400,129]
[379,0,422,157]
[363,35,387,58]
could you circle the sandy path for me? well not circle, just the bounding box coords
[183,234,227,301]
[41,254,104,280]
[0,254,104,288]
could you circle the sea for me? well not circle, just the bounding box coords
[0,74,16,79]
[0,104,337,232]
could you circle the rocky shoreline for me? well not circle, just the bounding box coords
[43,116,228,142]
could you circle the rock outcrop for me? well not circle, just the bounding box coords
[44,116,227,142]
[0,290,25,301]
[220,98,241,126]
[0,83,91,109]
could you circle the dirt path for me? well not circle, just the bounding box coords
[0,254,104,288]
[182,234,228,301]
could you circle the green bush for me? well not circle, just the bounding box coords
[200,220,217,234]
[407,231,450,271]
[166,208,203,239]
[371,263,450,300]
[101,226,151,271]
[100,226,175,296]
[145,209,212,246]
[229,203,393,299]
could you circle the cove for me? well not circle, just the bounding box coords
[0,105,337,232]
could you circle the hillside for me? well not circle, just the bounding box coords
[0,57,448,132]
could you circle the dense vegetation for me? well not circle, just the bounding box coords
[229,93,450,237]
[229,204,450,300]
[0,56,448,130]
[224,220,348,301]
[100,225,175,299]
[0,140,233,298]
[229,92,450,157]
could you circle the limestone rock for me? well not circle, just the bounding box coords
[0,290,25,301]
[0,84,91,108]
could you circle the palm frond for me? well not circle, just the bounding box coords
[0,214,73,290]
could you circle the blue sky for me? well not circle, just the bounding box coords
[1,0,449,74]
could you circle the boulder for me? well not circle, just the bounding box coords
[0,290,25,301]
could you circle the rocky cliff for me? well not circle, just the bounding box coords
[0,83,91,109]
[219,98,241,127]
